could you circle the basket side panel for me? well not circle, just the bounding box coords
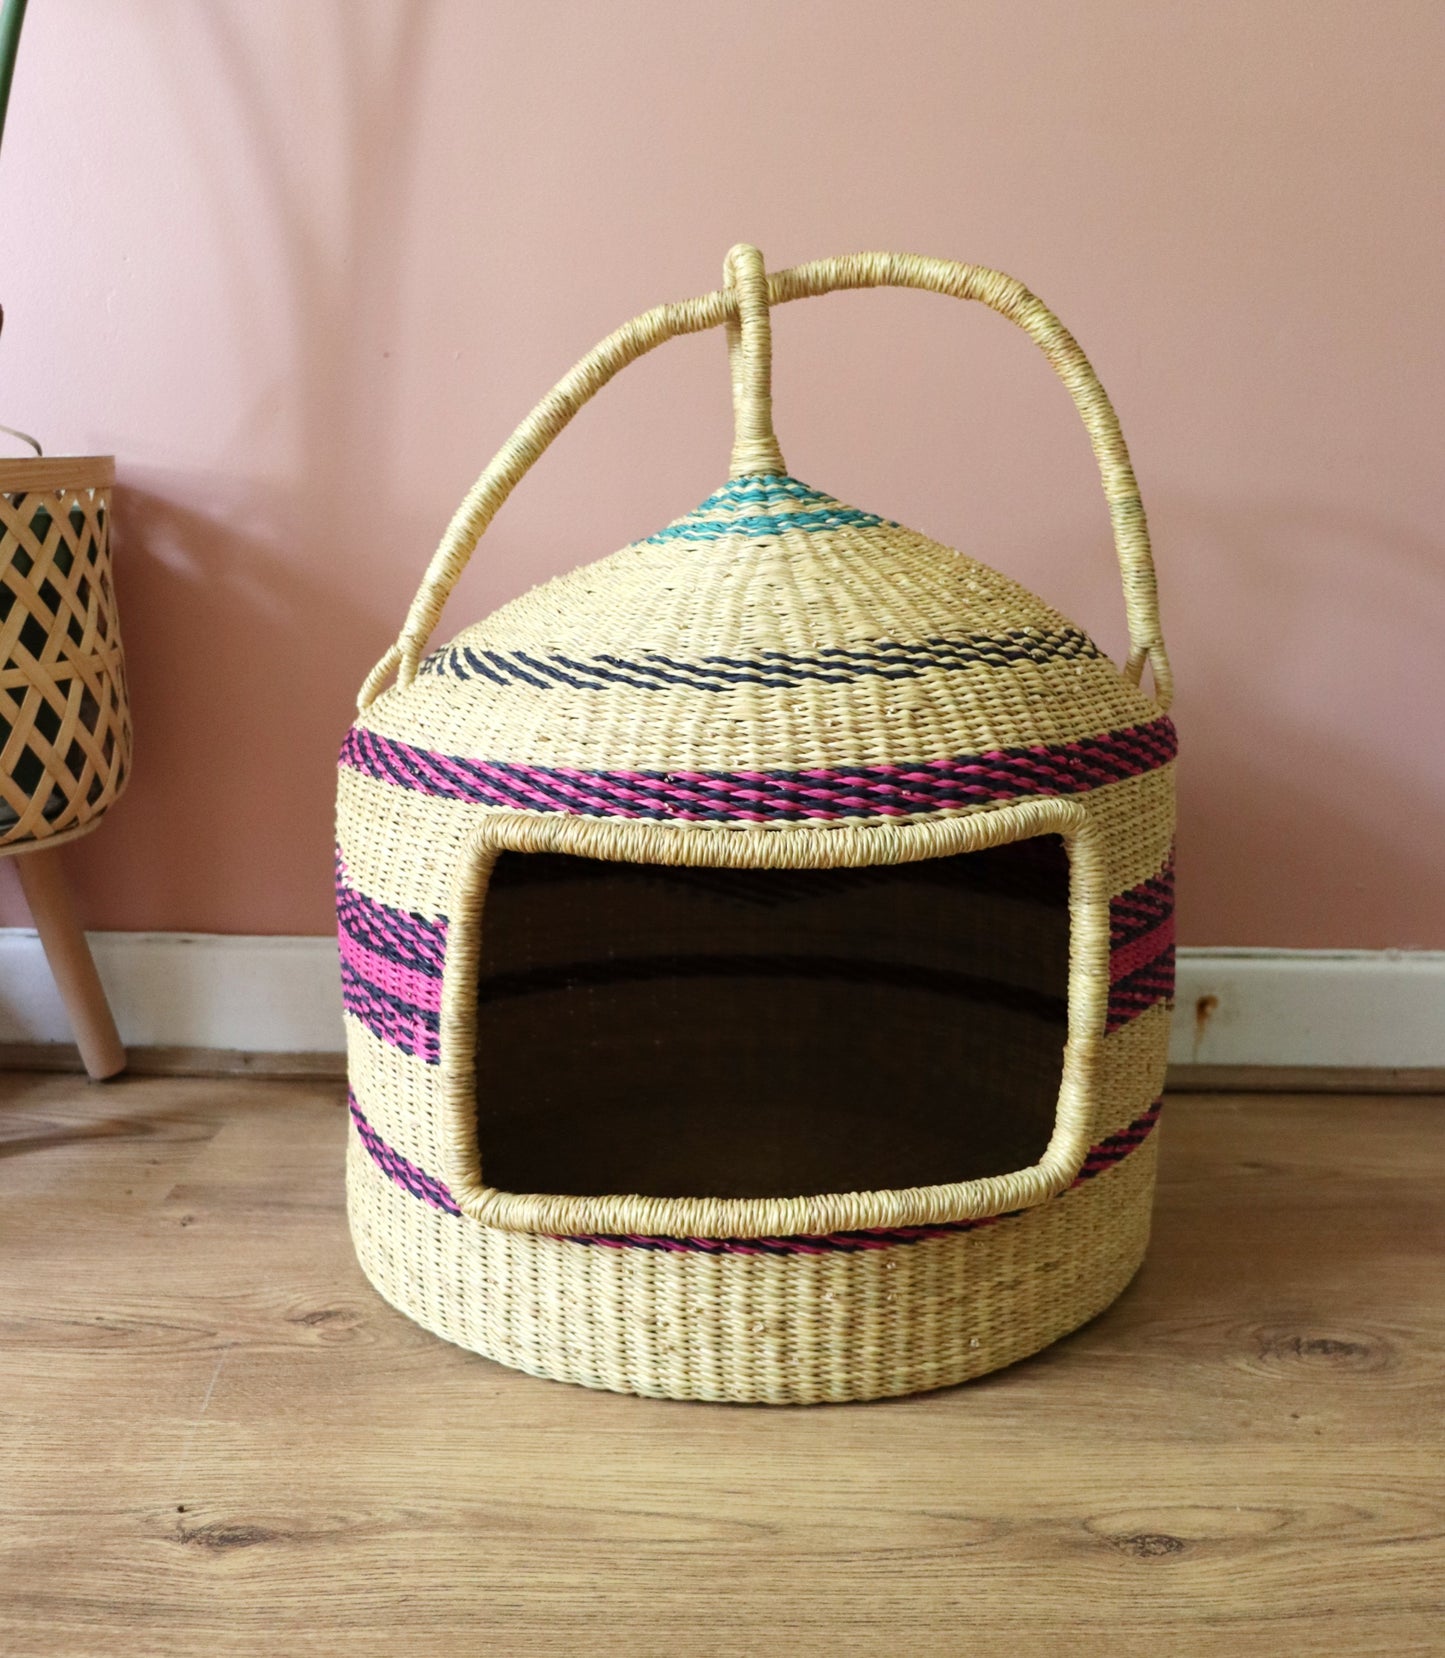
[346,1119,1157,1404]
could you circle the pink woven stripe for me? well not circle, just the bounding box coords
[334,852,449,974]
[339,715,1177,824]
[1110,915,1176,982]
[337,929,444,1015]
[339,960,440,1063]
[1109,855,1175,946]
[1106,855,1176,1031]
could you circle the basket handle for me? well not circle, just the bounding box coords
[360,248,1170,711]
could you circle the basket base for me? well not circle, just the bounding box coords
[346,1127,1157,1404]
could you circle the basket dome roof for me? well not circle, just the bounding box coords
[346,245,1173,828]
[352,472,1171,824]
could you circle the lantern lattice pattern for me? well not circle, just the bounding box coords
[0,456,130,848]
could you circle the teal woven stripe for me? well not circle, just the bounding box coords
[643,508,893,544]
[639,475,901,545]
[705,475,850,506]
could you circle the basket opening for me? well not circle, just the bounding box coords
[473,835,1073,1200]
[469,834,1072,1203]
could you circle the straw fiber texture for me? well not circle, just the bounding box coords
[337,246,1176,1402]
[0,457,130,850]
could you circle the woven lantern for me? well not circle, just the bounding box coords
[1,453,130,1078]
[337,246,1176,1403]
[0,455,128,844]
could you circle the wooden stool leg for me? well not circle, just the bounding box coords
[15,847,127,1080]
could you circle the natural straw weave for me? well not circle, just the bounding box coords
[338,246,1176,1403]
[0,456,130,850]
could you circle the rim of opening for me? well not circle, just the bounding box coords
[436,799,1108,1238]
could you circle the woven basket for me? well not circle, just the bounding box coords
[337,246,1176,1404]
[0,455,130,850]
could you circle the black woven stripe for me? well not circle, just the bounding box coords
[1111,912,1172,952]
[511,650,607,690]
[340,716,1178,823]
[335,875,446,959]
[1112,886,1172,926]
[336,899,446,978]
[1112,960,1174,999]
[339,957,440,1031]
[349,1099,460,1214]
[638,655,920,689]
[480,648,551,690]
[339,958,441,1061]
[419,626,1101,693]
[456,647,509,686]
[1081,1101,1163,1165]
[347,725,415,792]
[1110,873,1176,949]
[1105,961,1175,1031]
[333,851,449,976]
[594,733,1145,800]
[1111,954,1175,994]
[383,737,547,811]
[548,653,687,691]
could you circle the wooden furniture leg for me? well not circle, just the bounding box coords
[14,846,126,1080]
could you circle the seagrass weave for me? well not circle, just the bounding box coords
[337,246,1177,1403]
[0,456,130,848]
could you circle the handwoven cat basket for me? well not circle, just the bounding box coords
[338,246,1176,1404]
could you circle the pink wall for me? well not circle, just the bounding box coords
[1,0,1440,946]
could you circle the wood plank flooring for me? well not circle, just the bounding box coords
[1,1072,1441,1656]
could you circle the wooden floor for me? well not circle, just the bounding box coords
[1,1074,1441,1657]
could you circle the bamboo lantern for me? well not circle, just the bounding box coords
[1,453,131,1077]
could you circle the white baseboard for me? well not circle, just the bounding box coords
[1171,948,1444,1067]
[0,931,1441,1068]
[0,931,344,1055]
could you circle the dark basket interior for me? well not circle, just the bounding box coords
[473,837,1071,1202]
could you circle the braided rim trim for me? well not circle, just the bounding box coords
[348,1096,1161,1253]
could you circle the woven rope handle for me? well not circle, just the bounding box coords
[771,254,1171,708]
[724,244,786,477]
[360,248,1170,711]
